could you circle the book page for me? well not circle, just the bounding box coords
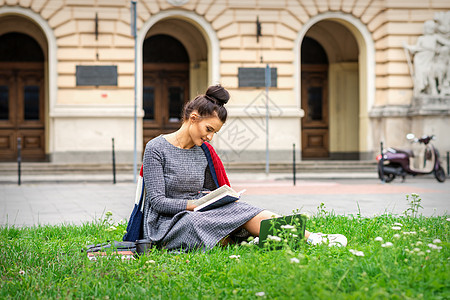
[193,186,246,212]
[193,185,237,207]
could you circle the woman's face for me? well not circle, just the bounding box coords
[189,113,224,146]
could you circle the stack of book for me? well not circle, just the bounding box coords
[87,251,135,261]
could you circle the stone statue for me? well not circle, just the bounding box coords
[404,12,450,96]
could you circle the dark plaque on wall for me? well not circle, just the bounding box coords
[76,65,118,86]
[238,67,277,88]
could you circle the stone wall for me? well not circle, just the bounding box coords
[0,0,449,163]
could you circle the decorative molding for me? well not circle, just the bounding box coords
[369,97,450,117]
[369,106,410,118]
[409,96,450,116]
[227,107,304,118]
[167,0,189,6]
[50,105,145,118]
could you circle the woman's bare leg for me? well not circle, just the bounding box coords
[242,210,311,238]
[242,210,278,236]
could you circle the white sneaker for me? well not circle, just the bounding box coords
[248,237,259,245]
[307,233,347,247]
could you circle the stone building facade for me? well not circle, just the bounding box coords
[0,0,449,165]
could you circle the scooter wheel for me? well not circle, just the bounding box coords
[434,166,446,182]
[377,161,396,183]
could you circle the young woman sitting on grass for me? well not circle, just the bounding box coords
[142,85,347,250]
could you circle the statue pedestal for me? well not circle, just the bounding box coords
[409,96,450,116]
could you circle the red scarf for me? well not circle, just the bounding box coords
[201,142,230,187]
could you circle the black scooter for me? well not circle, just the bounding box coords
[377,134,446,183]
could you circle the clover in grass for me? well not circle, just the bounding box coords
[267,235,282,242]
[349,249,365,257]
[290,257,300,264]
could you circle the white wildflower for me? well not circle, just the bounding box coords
[267,235,282,242]
[289,233,298,238]
[433,239,442,244]
[349,249,365,257]
[426,250,431,253]
[446,218,450,222]
[229,255,240,260]
[417,251,425,256]
[413,248,421,252]
[411,193,419,197]
[105,225,117,232]
[416,241,423,246]
[393,222,403,227]
[427,243,443,250]
[381,242,393,248]
[391,226,401,230]
[281,224,295,230]
[255,292,265,297]
[19,270,25,275]
[374,237,383,242]
[146,260,156,264]
[393,234,400,239]
[402,231,417,235]
[290,257,300,264]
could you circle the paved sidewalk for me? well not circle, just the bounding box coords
[0,176,449,227]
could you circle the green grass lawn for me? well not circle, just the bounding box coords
[1,204,449,299]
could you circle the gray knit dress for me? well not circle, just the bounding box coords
[142,136,264,251]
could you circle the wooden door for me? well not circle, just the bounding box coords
[143,63,189,150]
[0,63,45,161]
[301,65,329,158]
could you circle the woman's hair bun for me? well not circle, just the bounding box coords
[205,85,229,106]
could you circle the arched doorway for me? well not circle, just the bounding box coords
[0,32,45,161]
[300,19,360,160]
[140,15,212,150]
[142,34,190,147]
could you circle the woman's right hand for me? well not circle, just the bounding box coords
[186,200,197,211]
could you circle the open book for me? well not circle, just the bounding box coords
[193,185,246,212]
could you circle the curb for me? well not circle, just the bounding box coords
[0,172,379,185]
